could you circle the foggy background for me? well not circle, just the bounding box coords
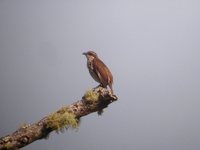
[0,0,200,150]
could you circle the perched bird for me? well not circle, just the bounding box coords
[83,51,114,94]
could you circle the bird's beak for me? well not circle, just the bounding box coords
[82,52,87,55]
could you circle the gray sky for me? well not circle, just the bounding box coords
[0,0,200,150]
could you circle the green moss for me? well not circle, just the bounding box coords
[46,107,79,132]
[5,142,11,150]
[83,89,100,103]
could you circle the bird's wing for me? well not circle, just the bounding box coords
[92,58,113,86]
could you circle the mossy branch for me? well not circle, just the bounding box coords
[0,87,117,150]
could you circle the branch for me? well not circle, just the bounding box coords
[0,87,118,150]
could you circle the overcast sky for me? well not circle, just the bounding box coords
[0,0,200,150]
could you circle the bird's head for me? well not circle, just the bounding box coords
[83,51,98,59]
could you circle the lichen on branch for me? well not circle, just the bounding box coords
[0,87,117,150]
[46,107,79,132]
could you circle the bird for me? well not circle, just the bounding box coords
[83,51,114,94]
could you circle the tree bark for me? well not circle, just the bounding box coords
[0,87,117,150]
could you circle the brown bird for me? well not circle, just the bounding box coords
[83,51,114,94]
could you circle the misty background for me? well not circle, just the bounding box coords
[0,0,200,150]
